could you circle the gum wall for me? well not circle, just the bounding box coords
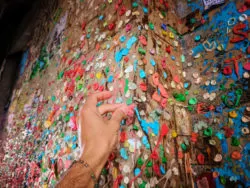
[0,0,250,187]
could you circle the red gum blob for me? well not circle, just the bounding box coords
[223,126,234,138]
[139,35,147,46]
[197,153,205,164]
[81,22,86,30]
[153,164,161,176]
[151,150,159,160]
[139,82,147,91]
[230,23,249,43]
[161,59,167,69]
[125,24,132,32]
[243,62,250,70]
[124,56,129,62]
[160,98,167,108]
[191,132,198,142]
[173,75,180,83]
[152,73,159,86]
[160,124,169,136]
[158,84,168,98]
[231,151,242,160]
[166,46,171,54]
[152,91,161,102]
[93,83,99,90]
[119,6,126,16]
[223,66,232,75]
[108,23,115,30]
[99,85,104,91]
[120,131,127,142]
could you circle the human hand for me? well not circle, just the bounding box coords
[77,91,127,170]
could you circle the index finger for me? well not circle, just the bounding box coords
[85,91,113,108]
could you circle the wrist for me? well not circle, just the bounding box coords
[80,145,109,177]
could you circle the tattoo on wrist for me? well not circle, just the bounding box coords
[70,159,99,187]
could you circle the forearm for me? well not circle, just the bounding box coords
[56,150,109,188]
[56,162,94,188]
[57,91,125,187]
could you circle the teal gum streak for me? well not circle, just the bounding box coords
[141,119,160,135]
[120,148,128,160]
[142,136,150,149]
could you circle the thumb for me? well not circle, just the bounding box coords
[109,108,127,130]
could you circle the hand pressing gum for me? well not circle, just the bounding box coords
[119,103,136,117]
